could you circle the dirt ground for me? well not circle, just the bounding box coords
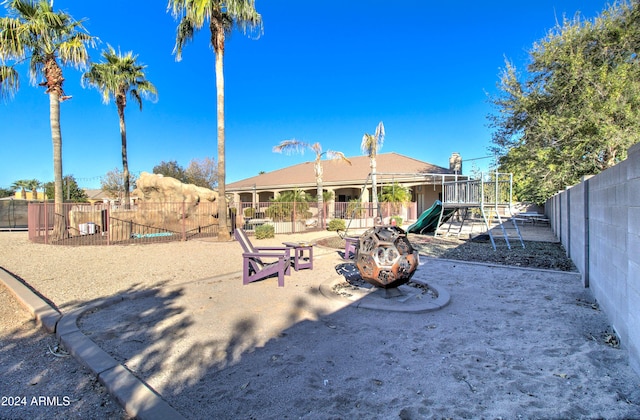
[1,227,639,419]
[0,284,128,419]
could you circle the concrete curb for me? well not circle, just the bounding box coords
[0,267,184,420]
[0,267,61,333]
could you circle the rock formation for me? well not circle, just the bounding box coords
[133,172,218,205]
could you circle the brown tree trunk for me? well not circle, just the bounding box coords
[215,34,230,240]
[118,101,131,209]
[50,91,65,240]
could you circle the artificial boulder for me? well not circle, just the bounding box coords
[106,172,219,241]
[133,172,218,206]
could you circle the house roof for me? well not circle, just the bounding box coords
[84,189,110,200]
[227,152,454,191]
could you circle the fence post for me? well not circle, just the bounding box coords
[293,201,297,234]
[182,201,186,241]
[567,187,571,258]
[583,177,591,288]
[44,201,49,244]
[105,207,110,246]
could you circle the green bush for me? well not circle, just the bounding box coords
[390,216,403,226]
[254,224,274,239]
[346,199,365,218]
[244,207,256,218]
[327,219,346,232]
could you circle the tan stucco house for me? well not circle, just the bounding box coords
[227,152,466,217]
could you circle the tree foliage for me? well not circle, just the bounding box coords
[152,158,218,189]
[273,140,351,226]
[10,179,30,199]
[44,176,87,202]
[153,160,188,183]
[1,0,95,237]
[168,0,263,241]
[83,45,157,208]
[0,187,13,198]
[101,168,138,200]
[489,1,640,204]
[378,183,411,204]
[361,121,385,217]
[265,189,312,221]
[185,156,217,189]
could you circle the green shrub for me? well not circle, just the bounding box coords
[244,207,256,218]
[254,224,274,239]
[390,216,403,226]
[327,219,346,232]
[346,199,365,218]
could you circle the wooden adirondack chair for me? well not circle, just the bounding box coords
[234,228,292,287]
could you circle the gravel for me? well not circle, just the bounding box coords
[316,234,578,272]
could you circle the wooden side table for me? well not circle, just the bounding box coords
[282,242,314,271]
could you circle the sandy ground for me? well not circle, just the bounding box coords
[1,228,640,419]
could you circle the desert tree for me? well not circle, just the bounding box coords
[153,160,188,183]
[101,167,139,202]
[489,1,640,203]
[185,156,217,189]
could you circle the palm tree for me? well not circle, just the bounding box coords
[361,121,385,218]
[0,0,94,239]
[83,45,157,209]
[378,182,411,220]
[168,0,262,240]
[273,140,351,228]
[11,180,30,199]
[26,178,41,200]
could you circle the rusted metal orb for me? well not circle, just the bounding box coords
[355,225,419,289]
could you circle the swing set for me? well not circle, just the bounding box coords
[341,171,524,250]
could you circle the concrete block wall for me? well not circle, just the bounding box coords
[546,142,640,375]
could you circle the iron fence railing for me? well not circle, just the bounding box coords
[27,200,417,245]
[441,173,513,206]
[28,202,219,245]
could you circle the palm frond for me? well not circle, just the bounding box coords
[273,139,310,154]
[0,65,20,100]
[82,43,156,109]
[361,121,385,156]
[173,16,195,61]
[325,151,352,165]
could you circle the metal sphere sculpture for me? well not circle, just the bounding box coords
[355,225,419,289]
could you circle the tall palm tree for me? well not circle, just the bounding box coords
[361,121,385,218]
[83,45,157,209]
[168,0,262,240]
[273,140,351,228]
[0,0,94,239]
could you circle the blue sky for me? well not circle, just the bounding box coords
[1,0,608,190]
